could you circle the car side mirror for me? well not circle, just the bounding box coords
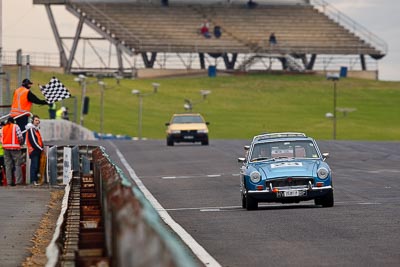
[244,145,250,151]
[165,122,170,126]
[238,157,246,163]
[322,153,329,161]
[206,122,210,125]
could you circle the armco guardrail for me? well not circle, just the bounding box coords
[46,146,199,267]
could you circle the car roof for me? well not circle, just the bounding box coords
[172,113,202,117]
[252,132,311,143]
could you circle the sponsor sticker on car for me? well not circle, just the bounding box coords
[271,162,303,168]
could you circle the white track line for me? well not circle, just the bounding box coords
[161,173,240,179]
[165,205,241,211]
[162,174,222,179]
[112,143,221,267]
[367,169,400,173]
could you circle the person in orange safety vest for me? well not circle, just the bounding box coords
[1,117,24,186]
[26,115,44,186]
[10,79,47,141]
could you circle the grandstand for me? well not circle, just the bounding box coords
[33,0,387,76]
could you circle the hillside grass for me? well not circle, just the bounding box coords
[25,70,400,141]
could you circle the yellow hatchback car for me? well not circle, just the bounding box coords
[165,113,209,146]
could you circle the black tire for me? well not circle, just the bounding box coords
[246,195,258,210]
[314,198,322,206]
[241,192,247,209]
[166,138,174,146]
[315,190,334,208]
[201,138,209,146]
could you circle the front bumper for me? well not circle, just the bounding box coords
[246,186,333,203]
[167,133,208,143]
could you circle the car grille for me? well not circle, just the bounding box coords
[266,177,314,188]
[182,130,197,134]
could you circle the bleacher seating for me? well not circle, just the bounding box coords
[66,2,382,56]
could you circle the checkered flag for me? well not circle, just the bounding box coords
[40,77,71,104]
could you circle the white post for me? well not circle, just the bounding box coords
[63,147,72,185]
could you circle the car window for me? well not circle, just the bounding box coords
[251,140,319,161]
[172,115,204,124]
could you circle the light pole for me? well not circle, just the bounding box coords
[183,89,211,111]
[73,74,87,126]
[327,73,340,140]
[132,83,160,140]
[98,81,106,137]
[75,74,110,128]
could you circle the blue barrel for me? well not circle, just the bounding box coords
[208,66,217,77]
[340,66,348,78]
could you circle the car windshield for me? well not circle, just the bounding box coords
[250,140,319,161]
[172,115,204,124]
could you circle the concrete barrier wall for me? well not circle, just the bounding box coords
[40,119,96,141]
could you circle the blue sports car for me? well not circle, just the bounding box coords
[238,132,334,210]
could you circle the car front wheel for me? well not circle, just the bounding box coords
[315,190,334,207]
[241,192,247,208]
[166,137,174,146]
[246,195,258,210]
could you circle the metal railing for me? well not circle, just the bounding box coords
[1,50,378,74]
[45,145,200,266]
[311,0,388,56]
[0,111,33,133]
[1,51,60,67]
[66,1,142,50]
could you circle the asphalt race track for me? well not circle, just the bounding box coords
[69,139,400,266]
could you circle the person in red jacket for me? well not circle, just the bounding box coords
[26,115,44,186]
[200,20,211,38]
[1,117,24,186]
[10,79,47,140]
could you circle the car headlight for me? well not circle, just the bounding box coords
[170,130,180,134]
[197,129,208,133]
[317,167,329,179]
[250,171,261,183]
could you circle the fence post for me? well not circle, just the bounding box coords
[48,146,58,185]
[72,145,80,176]
[82,155,91,175]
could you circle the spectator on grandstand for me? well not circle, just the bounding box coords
[269,32,277,46]
[200,20,211,38]
[201,20,209,28]
[247,0,258,9]
[214,25,222,38]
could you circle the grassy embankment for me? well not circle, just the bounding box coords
[27,70,400,141]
